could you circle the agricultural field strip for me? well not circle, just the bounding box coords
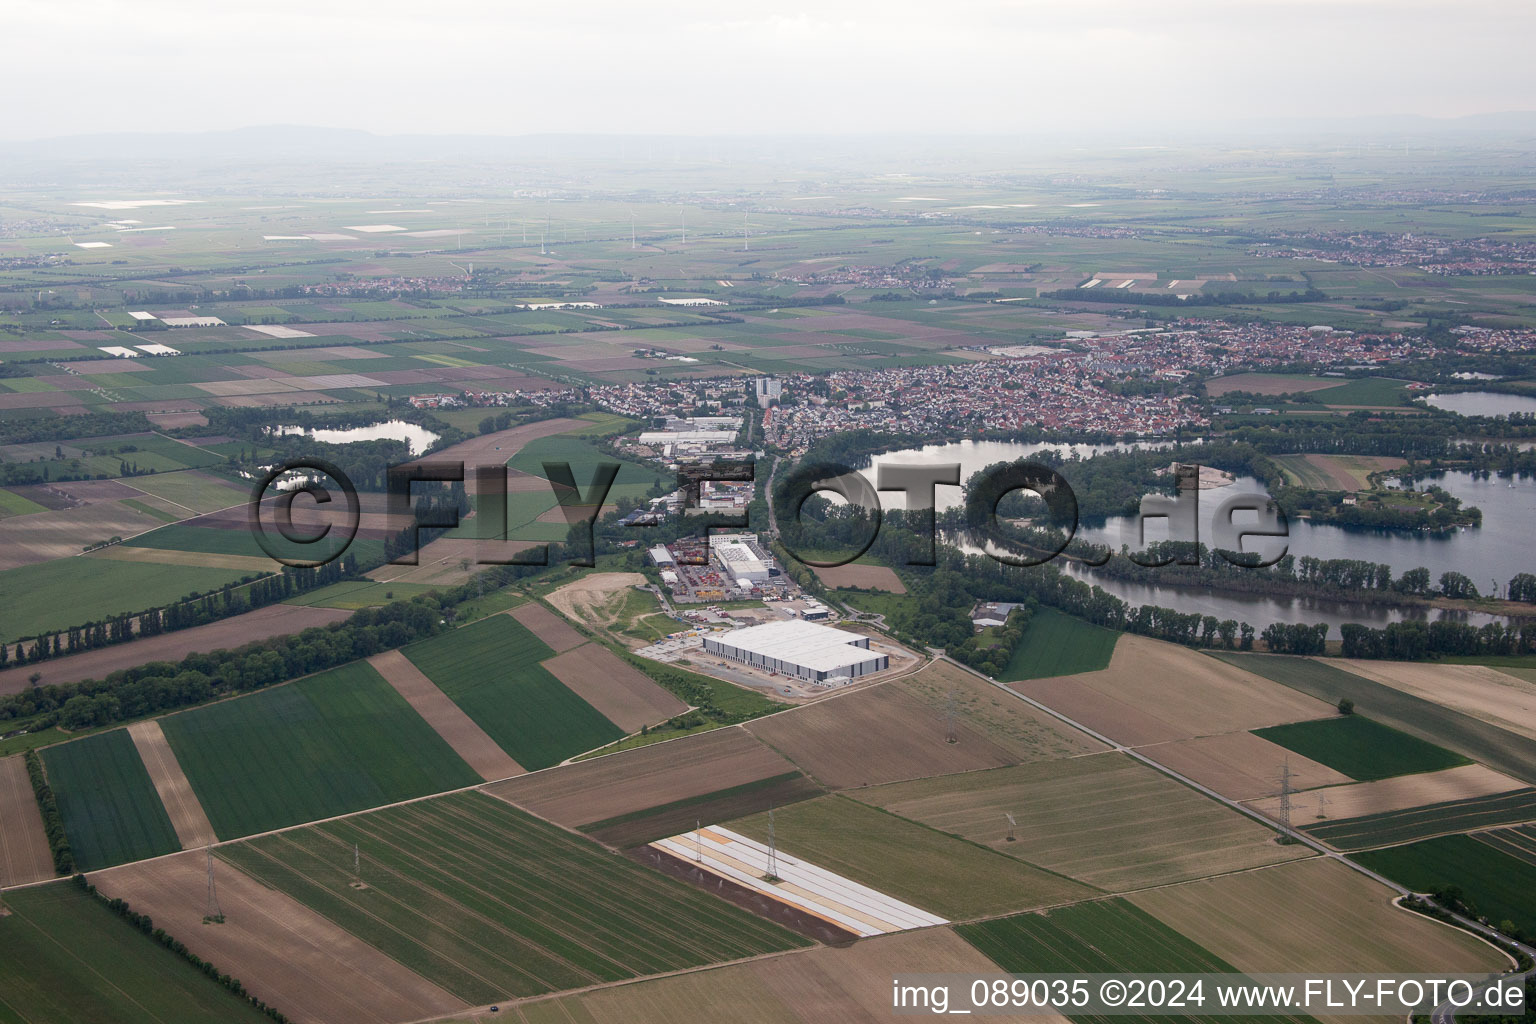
[221,793,804,1001]
[125,720,216,850]
[1243,763,1524,823]
[0,754,54,887]
[1475,825,1536,866]
[367,650,525,782]
[1304,788,1536,850]
[42,727,182,872]
[651,826,947,937]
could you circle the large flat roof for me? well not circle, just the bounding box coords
[707,619,882,672]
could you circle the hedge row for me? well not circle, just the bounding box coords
[23,749,73,874]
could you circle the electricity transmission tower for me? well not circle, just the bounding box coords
[764,807,780,883]
[1278,760,1294,832]
[944,690,959,744]
[1315,791,1330,820]
[204,848,224,924]
[1004,812,1017,843]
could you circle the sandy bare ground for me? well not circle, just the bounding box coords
[93,851,468,1024]
[1014,635,1334,746]
[126,719,216,850]
[0,604,351,696]
[1130,857,1504,974]
[0,501,172,569]
[1333,658,1536,740]
[89,544,277,572]
[484,726,796,828]
[1138,731,1351,802]
[750,672,1102,791]
[541,643,687,734]
[0,755,55,887]
[510,602,586,651]
[1246,763,1525,823]
[809,563,908,593]
[545,572,647,627]
[368,650,524,781]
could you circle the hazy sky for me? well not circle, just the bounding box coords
[7,0,1535,140]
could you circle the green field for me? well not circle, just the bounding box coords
[159,661,480,840]
[1311,376,1411,407]
[958,899,1315,1024]
[218,791,808,1002]
[1211,654,1536,785]
[41,729,181,871]
[404,614,623,769]
[998,608,1120,682]
[0,558,252,644]
[1304,788,1536,850]
[0,486,46,518]
[122,470,248,513]
[0,882,276,1024]
[1252,715,1469,781]
[728,795,1094,918]
[282,579,442,609]
[1356,833,1536,936]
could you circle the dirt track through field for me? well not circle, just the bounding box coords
[541,643,687,734]
[0,755,55,886]
[126,720,215,849]
[368,650,524,781]
[93,851,469,1024]
[510,602,586,651]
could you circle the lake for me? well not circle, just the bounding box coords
[1422,391,1536,417]
[272,420,440,454]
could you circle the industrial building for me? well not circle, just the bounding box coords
[703,619,888,684]
[711,533,771,585]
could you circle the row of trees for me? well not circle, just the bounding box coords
[1340,618,1536,660]
[23,750,73,873]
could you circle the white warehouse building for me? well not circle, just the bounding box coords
[703,620,888,684]
[713,537,770,582]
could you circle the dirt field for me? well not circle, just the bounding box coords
[126,720,216,850]
[544,571,648,628]
[748,673,1101,791]
[1246,763,1526,823]
[93,851,469,1024]
[516,927,1040,1024]
[1207,373,1345,396]
[483,725,798,828]
[540,643,687,734]
[810,563,908,593]
[0,605,351,695]
[398,417,582,496]
[1334,659,1536,740]
[0,501,168,569]
[1138,731,1350,801]
[509,602,586,651]
[895,659,1107,757]
[1013,636,1334,746]
[1130,858,1504,973]
[368,650,524,781]
[0,754,55,887]
[857,751,1311,892]
[1273,454,1407,491]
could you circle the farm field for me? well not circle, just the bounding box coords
[0,497,172,570]
[1211,653,1536,785]
[727,795,1095,918]
[0,486,47,517]
[856,751,1310,892]
[1246,763,1524,823]
[523,927,1023,1024]
[283,579,442,608]
[41,727,181,871]
[159,660,481,840]
[1015,636,1332,747]
[0,557,250,644]
[810,562,908,592]
[0,603,350,695]
[403,614,624,769]
[745,670,1097,790]
[122,469,249,514]
[1303,787,1536,850]
[125,720,217,850]
[219,791,809,1003]
[896,658,1108,757]
[1334,659,1536,741]
[1356,834,1536,938]
[0,881,278,1024]
[998,608,1119,682]
[1206,372,1347,397]
[367,649,524,782]
[958,899,1315,1024]
[1270,454,1406,490]
[0,753,55,886]
[508,601,587,651]
[539,642,687,733]
[1252,715,1470,781]
[579,771,822,848]
[484,725,801,830]
[1138,731,1350,802]
[1129,857,1503,974]
[92,850,468,1024]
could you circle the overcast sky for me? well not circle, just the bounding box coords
[7,0,1534,140]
